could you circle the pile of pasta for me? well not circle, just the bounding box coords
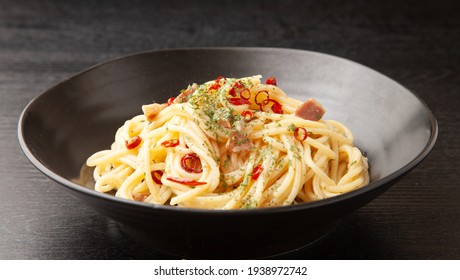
[86,75,369,209]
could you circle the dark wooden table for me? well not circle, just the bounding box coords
[1,0,459,259]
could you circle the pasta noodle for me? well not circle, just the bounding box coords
[86,75,369,209]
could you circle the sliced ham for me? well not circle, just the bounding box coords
[176,83,198,103]
[132,193,149,202]
[217,118,232,129]
[226,130,254,153]
[142,103,167,121]
[295,98,326,121]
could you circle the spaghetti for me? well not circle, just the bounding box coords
[86,75,369,209]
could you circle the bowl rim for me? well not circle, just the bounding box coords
[17,47,438,215]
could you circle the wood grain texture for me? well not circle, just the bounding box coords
[1,0,459,259]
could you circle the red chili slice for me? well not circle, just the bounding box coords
[270,99,284,114]
[256,93,283,114]
[215,76,226,82]
[239,88,251,100]
[251,164,264,180]
[209,83,221,90]
[167,97,175,106]
[161,139,180,147]
[208,76,226,91]
[266,76,277,86]
[229,81,244,96]
[167,176,207,186]
[227,97,250,106]
[181,153,203,173]
[294,127,308,141]
[255,90,270,107]
[150,170,163,184]
[125,136,142,149]
[241,110,253,122]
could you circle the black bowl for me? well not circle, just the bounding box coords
[18,48,437,259]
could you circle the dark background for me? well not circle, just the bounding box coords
[1,0,459,259]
